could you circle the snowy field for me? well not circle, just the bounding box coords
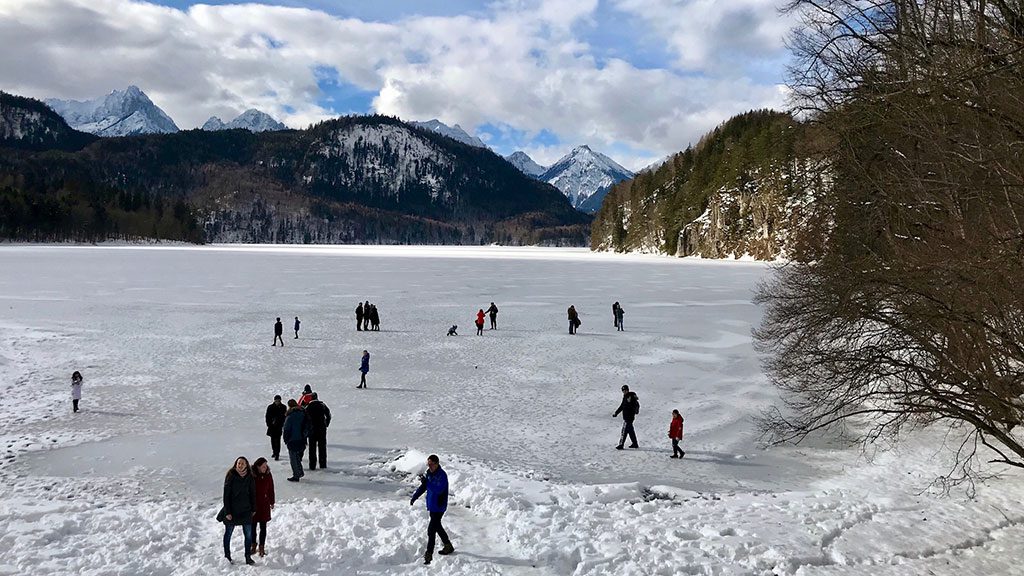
[0,245,1021,575]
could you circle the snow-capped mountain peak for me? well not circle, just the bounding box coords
[45,86,179,137]
[202,109,286,132]
[505,151,547,179]
[540,145,634,212]
[409,119,488,149]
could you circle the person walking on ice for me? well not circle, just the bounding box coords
[669,409,685,458]
[475,309,486,335]
[613,384,640,449]
[358,350,370,388]
[218,456,256,565]
[71,370,83,413]
[486,302,499,329]
[293,316,300,339]
[410,454,455,565]
[273,318,284,347]
[283,399,308,482]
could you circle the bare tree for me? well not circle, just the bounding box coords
[757,0,1024,477]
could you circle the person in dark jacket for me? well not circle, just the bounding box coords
[362,301,371,331]
[251,457,275,557]
[355,303,364,331]
[220,456,256,565]
[567,305,580,335]
[447,324,458,336]
[612,302,619,328]
[369,304,380,331]
[614,303,625,332]
[305,393,332,470]
[410,454,454,565]
[486,302,498,330]
[613,385,640,449]
[293,316,301,339]
[358,350,370,388]
[273,317,284,347]
[282,400,309,481]
[265,395,287,460]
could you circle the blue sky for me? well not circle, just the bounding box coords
[3,0,793,169]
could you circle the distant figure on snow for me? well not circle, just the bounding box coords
[355,303,364,332]
[612,302,619,328]
[273,318,284,347]
[363,301,371,331]
[614,303,624,332]
[447,325,458,336]
[358,350,370,388]
[486,302,499,330]
[613,384,640,449]
[265,395,287,460]
[305,392,332,470]
[475,309,486,335]
[218,456,256,565]
[567,305,581,335]
[297,384,314,408]
[369,304,380,331]
[282,399,309,482]
[410,454,455,565]
[293,317,301,339]
[71,370,83,413]
[251,457,275,558]
[669,409,685,459]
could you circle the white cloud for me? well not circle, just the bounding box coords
[0,0,789,161]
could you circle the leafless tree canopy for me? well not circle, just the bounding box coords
[756,0,1024,474]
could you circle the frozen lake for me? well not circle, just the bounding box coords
[1,245,1020,575]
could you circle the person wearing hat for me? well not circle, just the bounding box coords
[612,385,641,449]
[265,395,287,460]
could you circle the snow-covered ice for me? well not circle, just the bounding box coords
[0,245,1021,575]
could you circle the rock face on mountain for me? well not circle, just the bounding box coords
[539,145,633,213]
[1,92,97,151]
[45,86,179,137]
[591,110,823,260]
[0,96,589,245]
[409,119,487,148]
[202,109,287,132]
[505,151,547,179]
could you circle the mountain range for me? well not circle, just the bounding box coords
[45,86,179,137]
[0,91,589,246]
[202,109,287,132]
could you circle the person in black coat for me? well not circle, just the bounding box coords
[265,395,287,460]
[305,393,332,470]
[219,456,257,565]
[282,400,309,481]
[355,303,364,331]
[369,304,380,331]
[613,385,640,449]
[362,301,371,331]
[273,317,284,347]
[486,302,499,330]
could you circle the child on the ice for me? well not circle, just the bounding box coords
[669,409,684,458]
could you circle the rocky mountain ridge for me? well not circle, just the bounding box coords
[45,86,179,136]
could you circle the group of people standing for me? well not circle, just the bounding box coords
[355,301,381,331]
[473,302,499,335]
[218,456,275,565]
[265,384,334,482]
[272,317,301,346]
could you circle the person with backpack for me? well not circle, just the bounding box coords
[71,370,83,413]
[486,302,499,330]
[218,456,256,565]
[410,454,455,565]
[358,350,370,388]
[265,395,287,460]
[272,318,284,347]
[282,400,309,482]
[475,309,486,335]
[669,409,685,458]
[567,305,580,335]
[251,457,275,558]
[305,393,332,470]
[613,385,640,449]
[293,317,301,339]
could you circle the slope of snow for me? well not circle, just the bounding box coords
[505,150,547,178]
[45,86,179,136]
[540,145,634,212]
[203,109,287,132]
[0,245,1021,576]
[409,119,487,148]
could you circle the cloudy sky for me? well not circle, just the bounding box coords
[0,0,793,170]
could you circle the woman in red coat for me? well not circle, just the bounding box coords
[251,457,276,557]
[475,309,486,335]
[669,410,685,458]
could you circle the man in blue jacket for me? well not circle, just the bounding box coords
[410,454,454,564]
[282,399,309,482]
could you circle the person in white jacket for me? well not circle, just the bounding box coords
[71,371,83,413]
